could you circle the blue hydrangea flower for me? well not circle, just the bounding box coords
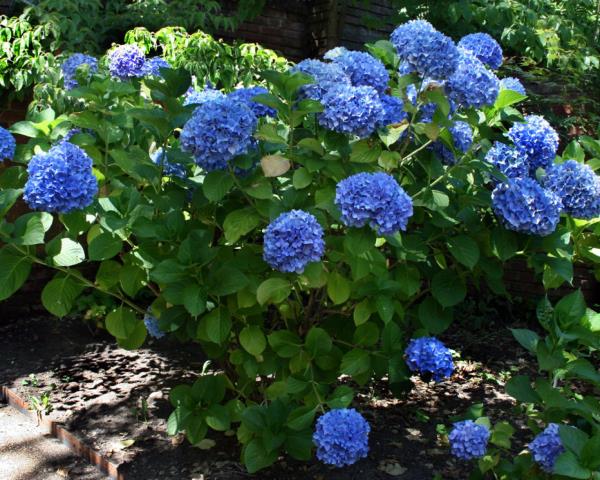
[485,142,528,180]
[378,94,408,127]
[143,57,170,77]
[62,128,82,142]
[492,178,561,236]
[331,50,389,93]
[61,53,98,90]
[508,115,559,173]
[263,210,325,274]
[0,126,16,161]
[151,148,187,179]
[318,84,385,138]
[529,423,565,473]
[431,121,473,164]
[390,20,460,80]
[449,420,490,460]
[445,48,500,108]
[405,336,454,381]
[543,160,600,219]
[500,77,526,96]
[292,59,350,101]
[24,142,98,213]
[144,310,165,339]
[108,44,146,80]
[335,172,413,235]
[457,33,503,70]
[228,86,276,118]
[323,46,348,61]
[180,96,257,171]
[313,409,370,467]
[183,86,224,106]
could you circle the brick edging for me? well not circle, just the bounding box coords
[0,385,122,480]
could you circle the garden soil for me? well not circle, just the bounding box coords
[0,310,533,480]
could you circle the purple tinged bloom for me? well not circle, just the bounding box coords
[108,45,146,80]
[391,20,460,80]
[331,50,390,93]
[405,337,454,381]
[318,84,385,138]
[180,96,257,171]
[24,142,98,213]
[0,126,16,161]
[313,409,370,467]
[445,48,500,108]
[458,33,503,70]
[543,160,600,219]
[492,177,562,236]
[335,172,413,235]
[449,420,490,460]
[529,423,565,473]
[508,115,559,173]
[263,210,325,274]
[61,53,98,90]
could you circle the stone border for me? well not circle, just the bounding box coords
[0,385,122,480]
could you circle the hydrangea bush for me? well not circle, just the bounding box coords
[1,20,599,476]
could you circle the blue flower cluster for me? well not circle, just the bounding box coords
[335,172,413,235]
[390,20,460,80]
[379,94,408,127]
[508,115,558,173]
[318,85,385,138]
[445,49,500,108]
[180,96,257,171]
[529,423,565,473]
[228,86,276,118]
[0,126,16,161]
[61,53,98,90]
[485,142,528,180]
[183,86,224,107]
[449,420,490,460]
[313,409,370,467]
[543,160,600,219]
[405,337,454,381]
[458,33,503,70]
[331,50,389,93]
[431,121,473,164]
[143,57,170,77]
[108,44,146,80]
[24,142,98,213]
[144,310,165,339]
[292,59,350,101]
[151,148,187,179]
[500,77,526,96]
[263,210,325,274]
[492,178,561,236]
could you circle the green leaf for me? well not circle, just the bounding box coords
[566,358,600,385]
[553,451,591,479]
[105,307,139,339]
[96,260,121,289]
[256,278,291,305]
[327,272,350,304]
[119,264,146,296]
[244,178,273,199]
[285,430,313,461]
[88,232,123,261]
[208,266,248,296]
[353,299,372,326]
[243,439,278,474]
[580,434,600,469]
[431,270,466,307]
[555,290,586,327]
[491,227,518,261]
[41,276,83,317]
[223,208,261,243]
[494,89,527,109]
[305,327,332,357]
[286,406,316,431]
[268,331,302,358]
[375,296,395,324]
[203,170,234,202]
[510,328,539,353]
[167,406,190,436]
[239,325,267,356]
[117,320,147,349]
[505,375,540,403]
[12,212,53,245]
[183,283,206,317]
[418,297,453,334]
[343,228,375,256]
[200,307,231,344]
[340,349,371,376]
[447,235,480,269]
[559,425,589,456]
[150,259,187,284]
[292,167,312,189]
[326,385,354,409]
[0,248,32,301]
[0,189,22,218]
[350,140,381,163]
[52,238,85,267]
[205,404,230,431]
[185,415,208,445]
